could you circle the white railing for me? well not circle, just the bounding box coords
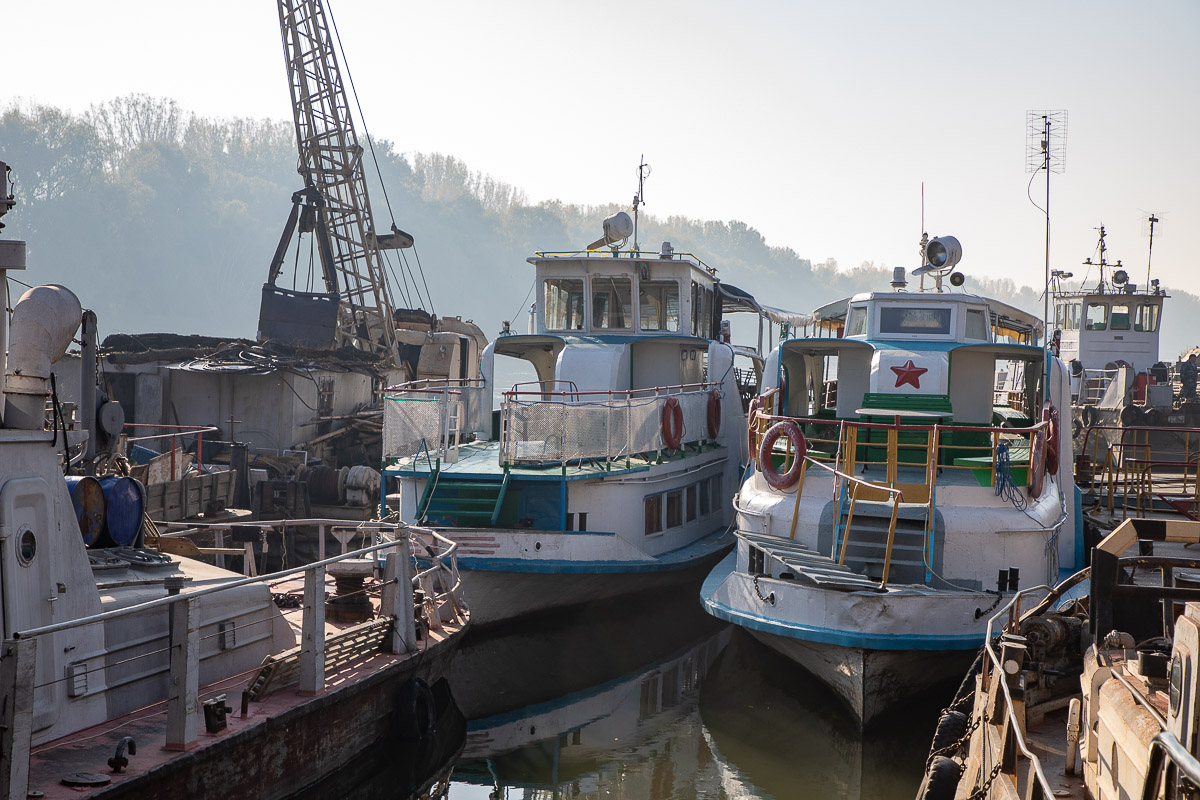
[500,383,721,466]
[1,523,462,799]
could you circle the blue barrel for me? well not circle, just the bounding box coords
[64,476,107,546]
[99,476,146,547]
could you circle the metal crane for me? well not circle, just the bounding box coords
[259,0,413,360]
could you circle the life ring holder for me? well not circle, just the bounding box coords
[1028,427,1047,499]
[706,390,722,438]
[758,421,807,490]
[1042,403,1060,475]
[661,397,684,450]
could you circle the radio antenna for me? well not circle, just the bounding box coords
[1026,110,1068,333]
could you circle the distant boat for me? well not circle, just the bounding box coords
[701,234,1081,727]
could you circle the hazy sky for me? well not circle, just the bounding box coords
[5,0,1198,300]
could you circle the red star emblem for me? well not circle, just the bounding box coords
[890,359,928,389]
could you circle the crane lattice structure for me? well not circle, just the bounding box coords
[276,0,409,359]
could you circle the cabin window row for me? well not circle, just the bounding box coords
[544,276,683,333]
[644,474,723,536]
[1057,300,1160,333]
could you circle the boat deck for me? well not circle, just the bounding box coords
[25,570,467,799]
[385,439,726,481]
[737,531,887,592]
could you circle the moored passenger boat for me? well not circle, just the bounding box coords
[381,205,789,626]
[701,234,1082,727]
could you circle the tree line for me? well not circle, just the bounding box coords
[1,95,1194,357]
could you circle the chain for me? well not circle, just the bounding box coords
[974,590,1003,620]
[966,763,1003,800]
[752,573,776,605]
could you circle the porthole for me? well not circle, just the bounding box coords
[17,528,37,566]
[1170,654,1184,716]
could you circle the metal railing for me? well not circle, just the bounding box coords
[500,382,723,467]
[749,391,1052,587]
[383,387,465,463]
[1078,423,1200,521]
[2,522,463,799]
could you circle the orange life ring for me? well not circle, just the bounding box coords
[747,396,760,456]
[707,390,722,438]
[758,421,807,490]
[1028,427,1047,499]
[1042,403,1060,475]
[662,397,684,449]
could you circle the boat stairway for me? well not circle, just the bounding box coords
[834,512,931,585]
[737,531,886,593]
[418,473,510,527]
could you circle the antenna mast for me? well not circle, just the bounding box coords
[1026,110,1067,334]
[1146,213,1160,286]
[632,156,650,252]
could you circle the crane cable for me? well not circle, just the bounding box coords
[326,0,435,317]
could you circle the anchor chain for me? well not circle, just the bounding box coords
[974,590,1003,620]
[752,573,775,605]
[966,763,1003,800]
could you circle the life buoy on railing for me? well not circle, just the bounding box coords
[758,421,807,490]
[747,396,761,457]
[1028,427,1047,499]
[1042,403,1060,475]
[662,396,684,450]
[707,389,722,438]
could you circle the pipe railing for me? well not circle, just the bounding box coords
[3,522,463,795]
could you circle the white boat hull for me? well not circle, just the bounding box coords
[745,628,975,727]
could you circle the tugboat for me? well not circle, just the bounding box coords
[380,178,789,626]
[701,233,1081,727]
[917,516,1200,800]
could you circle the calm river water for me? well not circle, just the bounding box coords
[289,583,953,799]
[432,587,951,800]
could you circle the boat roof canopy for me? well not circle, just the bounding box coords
[717,283,813,326]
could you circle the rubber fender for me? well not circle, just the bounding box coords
[396,676,437,740]
[916,756,963,800]
[930,710,968,753]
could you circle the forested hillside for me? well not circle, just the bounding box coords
[2,96,1195,358]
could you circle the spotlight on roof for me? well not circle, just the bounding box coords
[586,211,634,251]
[924,236,962,270]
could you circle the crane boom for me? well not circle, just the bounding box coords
[268,0,409,358]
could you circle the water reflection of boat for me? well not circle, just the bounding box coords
[449,590,729,794]
[699,631,936,800]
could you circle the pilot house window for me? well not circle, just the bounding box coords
[1134,303,1160,332]
[592,276,632,330]
[878,306,952,336]
[640,280,680,332]
[545,278,585,330]
[1085,303,1108,331]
